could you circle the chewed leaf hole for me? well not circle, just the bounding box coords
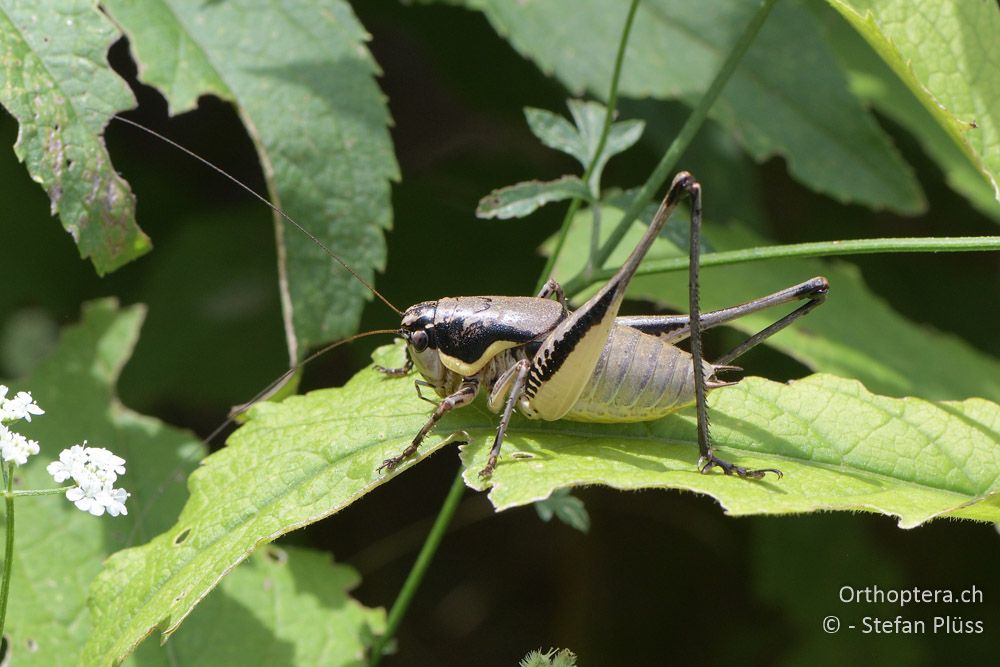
[173,528,191,545]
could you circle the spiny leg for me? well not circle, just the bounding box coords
[680,176,780,480]
[618,276,828,344]
[378,379,479,473]
[713,287,827,366]
[480,359,531,478]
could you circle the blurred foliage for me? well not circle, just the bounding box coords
[1,0,998,665]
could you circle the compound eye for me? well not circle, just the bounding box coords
[409,329,429,352]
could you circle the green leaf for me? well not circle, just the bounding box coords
[826,0,1000,210]
[461,374,1000,530]
[548,205,1000,403]
[533,488,590,533]
[524,107,583,160]
[82,343,445,665]
[102,0,399,360]
[83,338,1000,664]
[0,0,150,274]
[524,101,644,192]
[166,545,384,667]
[463,0,924,212]
[821,5,1000,222]
[2,299,204,666]
[620,98,768,228]
[2,303,379,666]
[476,176,591,219]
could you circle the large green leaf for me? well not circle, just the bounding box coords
[548,205,1000,403]
[83,341,1000,663]
[821,3,1000,222]
[459,0,924,212]
[3,301,382,666]
[826,0,1000,210]
[2,300,203,666]
[82,343,433,665]
[461,373,1000,529]
[0,0,148,273]
[165,545,384,667]
[103,0,398,360]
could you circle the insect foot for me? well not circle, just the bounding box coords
[698,451,783,480]
[378,443,422,473]
[374,364,411,377]
[376,456,406,474]
[478,455,500,479]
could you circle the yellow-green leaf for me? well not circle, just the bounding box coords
[84,343,1000,663]
[827,0,1000,209]
[463,374,1000,530]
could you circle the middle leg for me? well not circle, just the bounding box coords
[378,378,480,473]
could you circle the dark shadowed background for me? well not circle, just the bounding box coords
[1,1,997,664]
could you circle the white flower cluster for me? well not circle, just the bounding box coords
[0,425,40,466]
[0,385,44,423]
[0,386,129,517]
[47,443,130,517]
[0,386,43,465]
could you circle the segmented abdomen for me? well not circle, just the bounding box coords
[562,324,707,423]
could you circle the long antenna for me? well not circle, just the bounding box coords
[204,328,400,443]
[113,115,403,316]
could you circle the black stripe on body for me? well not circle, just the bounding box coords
[435,297,563,365]
[524,282,620,397]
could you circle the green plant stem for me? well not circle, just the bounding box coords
[576,236,1000,285]
[12,486,73,497]
[534,0,640,293]
[564,0,779,297]
[369,470,466,666]
[0,463,15,641]
[586,0,637,193]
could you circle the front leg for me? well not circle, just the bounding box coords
[375,348,413,377]
[378,379,479,473]
[480,359,531,478]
